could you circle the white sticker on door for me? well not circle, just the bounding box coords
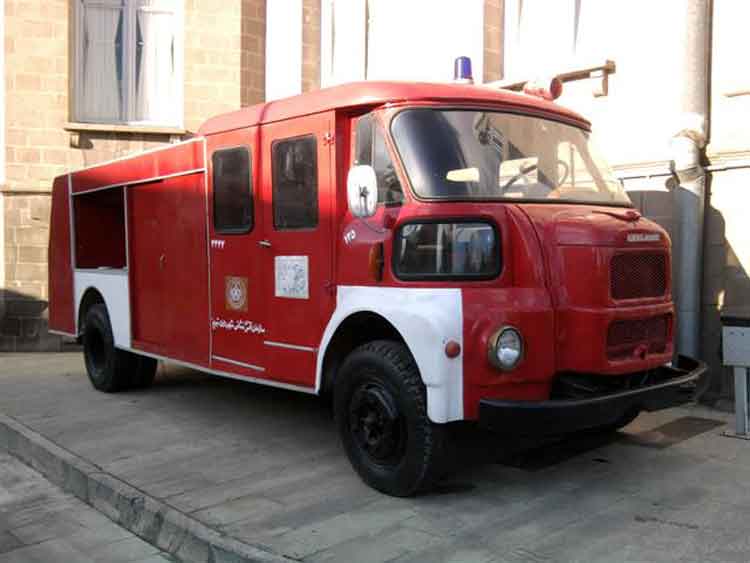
[275,256,309,299]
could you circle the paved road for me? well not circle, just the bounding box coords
[0,451,172,562]
[1,353,749,562]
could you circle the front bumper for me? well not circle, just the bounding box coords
[478,355,707,435]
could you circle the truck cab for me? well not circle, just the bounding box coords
[49,81,706,497]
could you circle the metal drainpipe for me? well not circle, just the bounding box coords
[670,0,711,359]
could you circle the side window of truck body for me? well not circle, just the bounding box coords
[272,135,319,230]
[213,147,253,233]
[355,114,404,205]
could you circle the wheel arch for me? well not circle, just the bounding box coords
[316,286,464,423]
[319,311,406,397]
[73,271,131,348]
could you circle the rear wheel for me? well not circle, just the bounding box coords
[334,340,443,496]
[82,304,157,392]
[131,355,158,389]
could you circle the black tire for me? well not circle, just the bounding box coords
[334,340,443,497]
[82,304,137,392]
[131,355,158,389]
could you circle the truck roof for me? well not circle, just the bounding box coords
[197,81,590,136]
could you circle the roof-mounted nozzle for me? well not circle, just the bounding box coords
[454,56,474,84]
[522,77,563,101]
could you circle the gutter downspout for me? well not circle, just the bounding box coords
[670,0,711,359]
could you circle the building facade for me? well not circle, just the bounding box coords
[2,0,267,350]
[1,0,745,403]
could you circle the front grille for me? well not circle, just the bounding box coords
[610,253,666,300]
[607,315,669,360]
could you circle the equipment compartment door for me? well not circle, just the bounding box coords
[208,129,267,377]
[259,112,335,387]
[128,174,210,364]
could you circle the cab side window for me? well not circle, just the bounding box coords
[355,114,404,205]
[272,136,318,230]
[213,147,253,233]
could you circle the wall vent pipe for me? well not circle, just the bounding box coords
[671,0,711,359]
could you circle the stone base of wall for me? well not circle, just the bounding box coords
[1,192,65,352]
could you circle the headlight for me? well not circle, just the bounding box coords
[488,326,523,370]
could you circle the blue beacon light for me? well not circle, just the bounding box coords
[453,56,474,84]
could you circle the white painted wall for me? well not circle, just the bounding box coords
[504,0,577,81]
[321,0,367,87]
[503,0,687,167]
[0,0,5,306]
[367,0,484,83]
[710,0,750,156]
[265,0,303,101]
[321,0,484,86]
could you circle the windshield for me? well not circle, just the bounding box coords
[391,109,631,206]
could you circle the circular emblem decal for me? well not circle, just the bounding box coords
[225,276,248,312]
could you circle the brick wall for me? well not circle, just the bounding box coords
[242,0,266,107]
[2,0,267,351]
[184,0,266,132]
[302,0,321,93]
[1,193,60,351]
[483,0,503,82]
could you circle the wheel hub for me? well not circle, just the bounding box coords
[349,382,405,464]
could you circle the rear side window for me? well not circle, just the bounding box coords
[213,147,253,233]
[355,114,404,205]
[272,136,318,230]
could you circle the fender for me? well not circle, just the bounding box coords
[74,270,131,348]
[316,285,463,423]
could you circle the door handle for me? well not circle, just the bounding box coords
[258,240,272,248]
[159,254,166,269]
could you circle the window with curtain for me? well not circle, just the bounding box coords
[74,0,183,127]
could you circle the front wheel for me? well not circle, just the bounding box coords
[334,340,443,496]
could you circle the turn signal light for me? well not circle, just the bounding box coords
[445,340,461,358]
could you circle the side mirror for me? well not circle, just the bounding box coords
[347,165,378,218]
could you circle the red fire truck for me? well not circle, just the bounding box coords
[49,78,706,496]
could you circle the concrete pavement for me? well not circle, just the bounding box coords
[0,451,172,562]
[1,352,749,562]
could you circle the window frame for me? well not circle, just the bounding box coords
[271,134,319,231]
[212,146,254,235]
[72,0,185,128]
[392,218,503,282]
[388,105,633,208]
[354,113,404,207]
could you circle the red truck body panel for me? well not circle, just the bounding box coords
[48,175,75,336]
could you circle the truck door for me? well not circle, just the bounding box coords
[260,112,335,387]
[208,130,267,376]
[129,175,210,364]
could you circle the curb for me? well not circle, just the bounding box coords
[0,412,295,563]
